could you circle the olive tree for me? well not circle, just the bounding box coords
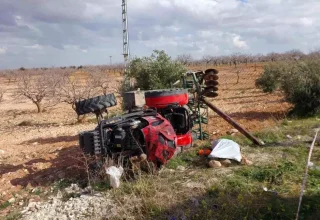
[128,50,187,90]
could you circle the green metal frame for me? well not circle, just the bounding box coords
[181,71,209,140]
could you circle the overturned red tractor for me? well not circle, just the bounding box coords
[77,69,262,168]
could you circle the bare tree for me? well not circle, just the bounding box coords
[16,70,60,113]
[231,53,241,68]
[89,70,120,96]
[0,88,4,103]
[201,55,213,67]
[57,70,98,122]
[176,54,193,66]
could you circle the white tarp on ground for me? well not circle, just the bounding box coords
[208,139,242,162]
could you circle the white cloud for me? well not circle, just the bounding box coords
[23,44,43,50]
[300,17,313,26]
[233,35,248,49]
[0,0,320,69]
[0,48,7,55]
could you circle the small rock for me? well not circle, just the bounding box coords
[227,129,239,135]
[176,166,186,171]
[220,159,232,167]
[23,169,30,174]
[308,162,314,167]
[32,142,38,145]
[65,184,81,195]
[208,160,222,168]
[56,190,63,199]
[8,197,15,203]
[0,149,5,154]
[241,156,253,166]
[19,201,24,206]
[286,135,293,139]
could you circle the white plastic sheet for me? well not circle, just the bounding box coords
[208,139,242,162]
[105,166,124,188]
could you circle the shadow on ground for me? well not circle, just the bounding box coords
[7,146,87,188]
[23,135,78,145]
[152,190,320,220]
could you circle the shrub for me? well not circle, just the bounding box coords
[255,62,285,93]
[256,60,320,116]
[127,50,187,90]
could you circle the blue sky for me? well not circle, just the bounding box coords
[0,0,319,69]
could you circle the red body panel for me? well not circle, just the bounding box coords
[145,93,188,108]
[177,132,193,147]
[141,114,177,165]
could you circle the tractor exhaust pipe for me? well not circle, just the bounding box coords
[200,97,264,146]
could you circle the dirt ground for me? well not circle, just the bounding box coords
[0,64,290,217]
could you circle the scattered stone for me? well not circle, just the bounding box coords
[208,160,222,168]
[65,184,82,195]
[308,162,314,168]
[32,142,39,145]
[23,169,30,174]
[56,191,63,199]
[212,130,220,135]
[0,149,5,154]
[8,197,15,203]
[176,166,186,171]
[227,129,239,135]
[220,159,232,167]
[19,201,24,206]
[241,156,253,166]
[286,135,293,139]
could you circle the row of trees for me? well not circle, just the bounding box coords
[1,68,120,121]
[177,49,320,67]
[3,49,320,74]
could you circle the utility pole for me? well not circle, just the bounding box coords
[122,0,131,88]
[122,0,130,69]
[109,56,112,65]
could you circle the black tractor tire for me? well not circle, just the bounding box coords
[75,93,117,115]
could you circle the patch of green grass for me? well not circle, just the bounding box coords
[31,188,41,196]
[238,161,297,185]
[166,143,208,169]
[0,201,10,210]
[92,182,110,191]
[52,179,73,192]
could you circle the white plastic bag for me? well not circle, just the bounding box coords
[105,166,124,188]
[208,139,242,162]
